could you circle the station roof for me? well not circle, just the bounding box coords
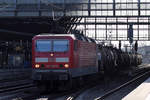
[0,29,34,41]
[0,0,150,41]
[0,17,80,41]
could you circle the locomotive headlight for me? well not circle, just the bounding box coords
[64,64,69,68]
[50,53,54,57]
[35,64,40,68]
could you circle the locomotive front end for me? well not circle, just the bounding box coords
[32,34,74,81]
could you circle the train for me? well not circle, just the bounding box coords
[97,45,142,74]
[32,31,142,90]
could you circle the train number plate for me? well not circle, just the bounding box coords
[46,65,58,67]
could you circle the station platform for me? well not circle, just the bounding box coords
[138,64,150,68]
[122,74,150,100]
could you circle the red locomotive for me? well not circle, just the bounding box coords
[32,32,98,89]
[32,31,142,90]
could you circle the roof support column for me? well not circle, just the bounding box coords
[15,0,18,16]
[88,0,91,16]
[95,17,97,40]
[148,18,150,41]
[84,18,87,36]
[116,18,118,40]
[38,0,41,16]
[106,17,108,40]
[127,17,129,41]
[63,0,66,16]
[138,17,139,40]
[113,0,116,16]
[138,0,141,16]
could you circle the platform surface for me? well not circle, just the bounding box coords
[122,75,150,100]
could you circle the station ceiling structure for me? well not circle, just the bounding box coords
[0,0,150,41]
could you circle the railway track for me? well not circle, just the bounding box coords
[95,70,150,100]
[65,70,150,100]
[2,67,146,99]
[0,86,37,100]
[33,65,150,100]
[0,80,36,100]
[0,83,34,93]
[0,79,32,88]
[65,77,104,100]
[34,74,104,100]
[0,69,148,100]
[66,88,88,100]
[35,81,102,100]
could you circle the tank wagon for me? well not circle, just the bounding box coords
[97,45,142,74]
[32,31,142,90]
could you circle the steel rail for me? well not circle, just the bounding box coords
[95,70,150,100]
[0,83,34,93]
[65,70,150,100]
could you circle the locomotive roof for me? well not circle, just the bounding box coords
[35,34,76,40]
[35,33,96,43]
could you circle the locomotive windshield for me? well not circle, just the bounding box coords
[53,40,69,52]
[36,40,69,52]
[36,40,52,52]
